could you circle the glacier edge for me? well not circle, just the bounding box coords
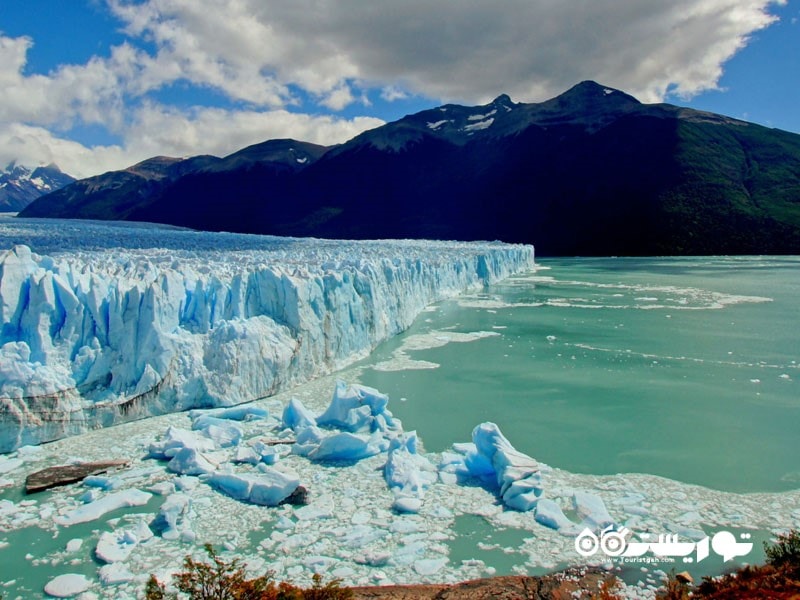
[0,230,533,452]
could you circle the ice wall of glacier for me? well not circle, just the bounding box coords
[0,220,534,452]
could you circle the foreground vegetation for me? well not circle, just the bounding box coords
[145,544,352,600]
[144,530,800,599]
[656,529,800,600]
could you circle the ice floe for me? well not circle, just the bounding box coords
[43,573,91,597]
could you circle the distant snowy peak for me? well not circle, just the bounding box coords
[0,163,75,212]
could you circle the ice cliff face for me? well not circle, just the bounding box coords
[0,220,534,452]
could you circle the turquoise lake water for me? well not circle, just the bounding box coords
[360,256,800,494]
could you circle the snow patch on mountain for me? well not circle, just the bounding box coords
[463,118,495,133]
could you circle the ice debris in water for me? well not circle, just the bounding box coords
[54,489,152,526]
[43,573,91,597]
[151,492,192,540]
[191,415,243,448]
[208,469,300,506]
[282,397,318,431]
[148,426,215,458]
[573,490,615,530]
[188,405,269,422]
[95,528,140,563]
[308,431,387,462]
[317,381,402,434]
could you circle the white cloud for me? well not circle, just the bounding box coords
[319,84,356,111]
[380,86,409,102]
[0,35,132,129]
[125,103,383,160]
[0,123,129,179]
[105,0,782,105]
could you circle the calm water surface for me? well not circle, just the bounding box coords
[360,256,800,493]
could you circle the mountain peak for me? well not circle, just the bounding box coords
[557,81,640,105]
[492,93,515,107]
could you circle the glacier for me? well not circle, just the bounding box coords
[0,219,534,452]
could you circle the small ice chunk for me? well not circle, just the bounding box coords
[0,458,23,475]
[393,497,423,514]
[65,539,83,553]
[148,481,176,496]
[151,493,191,540]
[535,498,577,531]
[281,398,317,431]
[190,405,268,421]
[573,491,614,529]
[233,446,261,465]
[133,519,154,542]
[54,489,152,526]
[148,426,214,459]
[309,432,382,462]
[209,468,299,506]
[384,432,436,513]
[98,563,135,585]
[166,448,217,475]
[414,558,448,576]
[292,425,325,457]
[83,476,120,491]
[317,381,398,433]
[294,495,334,521]
[43,573,91,597]
[467,423,542,511]
[95,530,137,563]
[191,415,242,447]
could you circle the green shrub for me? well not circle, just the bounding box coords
[145,544,351,600]
[764,529,800,577]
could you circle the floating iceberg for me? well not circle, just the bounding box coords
[151,492,192,540]
[208,468,300,506]
[308,431,386,462]
[95,529,139,563]
[0,220,534,451]
[54,488,152,526]
[450,422,543,512]
[317,381,400,433]
[282,397,318,431]
[148,426,215,459]
[384,432,436,513]
[43,573,91,597]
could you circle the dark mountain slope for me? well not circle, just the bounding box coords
[21,81,800,255]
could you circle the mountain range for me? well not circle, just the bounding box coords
[0,163,75,212]
[19,81,800,255]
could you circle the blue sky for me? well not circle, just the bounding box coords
[0,0,797,178]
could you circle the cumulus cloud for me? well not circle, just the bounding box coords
[0,35,133,129]
[125,103,383,160]
[107,0,783,104]
[0,123,129,179]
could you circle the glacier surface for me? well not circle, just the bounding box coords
[0,219,533,451]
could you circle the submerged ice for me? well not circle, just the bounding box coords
[0,220,533,451]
